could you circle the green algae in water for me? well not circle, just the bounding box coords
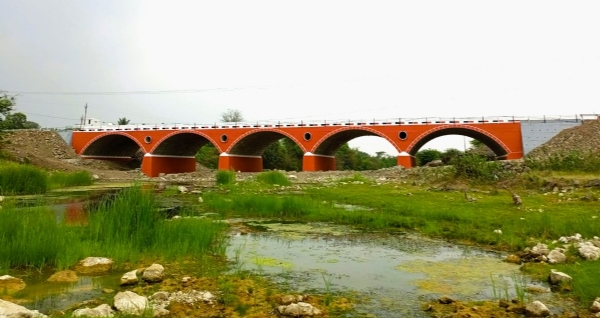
[251,257,294,270]
[395,257,519,296]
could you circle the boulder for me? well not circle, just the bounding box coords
[525,301,550,317]
[142,264,165,283]
[47,270,79,282]
[0,275,26,293]
[120,270,138,286]
[277,302,322,317]
[591,297,600,313]
[578,242,600,260]
[74,257,114,274]
[531,243,549,256]
[549,269,572,285]
[73,304,115,317]
[114,291,148,315]
[547,249,566,264]
[0,299,47,317]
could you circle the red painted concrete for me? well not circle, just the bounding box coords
[71,121,524,176]
[303,154,336,171]
[141,156,197,177]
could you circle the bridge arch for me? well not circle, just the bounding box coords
[226,129,307,155]
[407,125,511,159]
[149,131,223,156]
[81,132,145,158]
[311,127,399,156]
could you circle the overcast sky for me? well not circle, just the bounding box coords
[1,1,599,155]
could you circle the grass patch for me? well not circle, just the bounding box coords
[48,170,94,188]
[255,171,291,186]
[0,185,226,271]
[216,170,236,185]
[0,160,48,194]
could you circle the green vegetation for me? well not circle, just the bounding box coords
[0,161,96,194]
[0,161,48,194]
[255,170,291,186]
[0,186,226,271]
[48,170,94,188]
[451,152,503,182]
[526,150,600,173]
[0,93,40,130]
[416,148,442,166]
[216,170,236,185]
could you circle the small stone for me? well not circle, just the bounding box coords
[525,301,550,317]
[438,295,455,304]
[177,186,188,193]
[547,249,566,264]
[142,264,165,283]
[505,254,522,264]
[120,270,139,286]
[591,298,600,313]
[277,302,321,316]
[198,197,204,203]
[47,270,79,283]
[114,291,148,315]
[549,269,572,285]
[0,275,26,293]
[74,257,113,274]
[73,304,114,317]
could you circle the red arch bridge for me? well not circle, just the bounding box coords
[69,115,586,177]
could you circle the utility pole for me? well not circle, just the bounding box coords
[83,103,88,127]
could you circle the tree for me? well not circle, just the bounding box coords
[221,109,244,122]
[23,121,41,129]
[0,93,15,124]
[415,148,442,166]
[2,112,27,129]
[118,117,130,125]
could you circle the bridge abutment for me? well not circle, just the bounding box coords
[218,153,263,172]
[141,154,197,177]
[302,153,336,171]
[397,152,416,168]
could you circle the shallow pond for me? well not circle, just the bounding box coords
[227,222,558,317]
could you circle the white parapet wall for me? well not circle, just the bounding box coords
[520,120,583,155]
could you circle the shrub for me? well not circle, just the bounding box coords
[451,153,503,182]
[216,170,236,185]
[416,148,442,166]
[255,171,291,186]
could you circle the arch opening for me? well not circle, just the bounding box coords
[228,131,304,171]
[314,129,382,156]
[82,134,142,158]
[152,132,216,157]
[409,128,509,159]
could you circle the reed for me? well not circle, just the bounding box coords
[216,170,236,185]
[255,171,291,186]
[0,160,48,194]
[48,170,94,188]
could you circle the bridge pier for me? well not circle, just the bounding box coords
[397,152,416,168]
[218,153,263,172]
[302,152,336,171]
[141,154,197,177]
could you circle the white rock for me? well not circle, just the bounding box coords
[525,301,550,317]
[198,197,203,203]
[493,229,502,234]
[0,299,48,317]
[73,304,115,317]
[578,241,600,260]
[547,249,567,264]
[120,270,138,286]
[92,174,100,180]
[277,302,322,317]
[531,243,549,256]
[75,257,114,274]
[591,297,600,313]
[177,186,188,193]
[114,291,149,315]
[0,195,4,203]
[142,263,165,282]
[549,269,572,284]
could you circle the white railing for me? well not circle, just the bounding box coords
[64,114,596,132]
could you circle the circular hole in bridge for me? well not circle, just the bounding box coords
[220,134,228,142]
[398,131,408,140]
[303,132,312,141]
[144,136,152,144]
